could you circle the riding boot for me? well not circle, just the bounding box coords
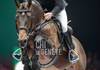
[63,31,79,63]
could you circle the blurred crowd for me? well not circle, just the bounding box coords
[86,51,100,70]
[0,64,10,70]
[0,61,11,70]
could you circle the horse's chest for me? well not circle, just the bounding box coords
[41,24,53,37]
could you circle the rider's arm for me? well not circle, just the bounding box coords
[51,0,67,16]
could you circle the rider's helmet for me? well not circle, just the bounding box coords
[15,0,31,3]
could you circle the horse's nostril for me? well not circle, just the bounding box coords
[19,39,27,47]
[23,39,27,43]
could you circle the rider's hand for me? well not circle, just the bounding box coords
[44,12,53,20]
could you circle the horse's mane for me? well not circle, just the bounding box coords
[16,0,44,31]
[31,0,43,11]
[30,0,44,29]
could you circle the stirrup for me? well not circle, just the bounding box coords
[68,49,79,64]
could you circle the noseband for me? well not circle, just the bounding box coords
[17,9,31,13]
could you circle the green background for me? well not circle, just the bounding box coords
[0,0,17,61]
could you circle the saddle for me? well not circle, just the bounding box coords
[52,18,73,50]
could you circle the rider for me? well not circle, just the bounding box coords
[17,0,79,63]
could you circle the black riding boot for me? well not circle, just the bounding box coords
[63,30,79,63]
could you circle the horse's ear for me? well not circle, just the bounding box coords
[27,0,32,8]
[15,0,20,8]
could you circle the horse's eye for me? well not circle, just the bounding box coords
[25,11,27,13]
[18,11,22,14]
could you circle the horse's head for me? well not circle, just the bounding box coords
[15,0,44,46]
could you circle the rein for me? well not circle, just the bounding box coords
[28,20,48,36]
[18,20,47,48]
[17,9,31,13]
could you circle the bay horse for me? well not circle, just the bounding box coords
[14,0,86,70]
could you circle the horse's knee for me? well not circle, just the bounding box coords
[24,65,31,70]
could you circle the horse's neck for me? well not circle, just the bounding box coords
[31,1,44,29]
[32,0,42,7]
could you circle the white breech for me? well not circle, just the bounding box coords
[56,8,68,32]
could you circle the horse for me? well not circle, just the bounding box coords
[14,0,86,70]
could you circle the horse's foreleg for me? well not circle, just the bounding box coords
[24,64,32,70]
[28,40,35,59]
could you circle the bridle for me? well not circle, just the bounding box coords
[16,8,48,48]
[16,8,32,48]
[16,9,31,30]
